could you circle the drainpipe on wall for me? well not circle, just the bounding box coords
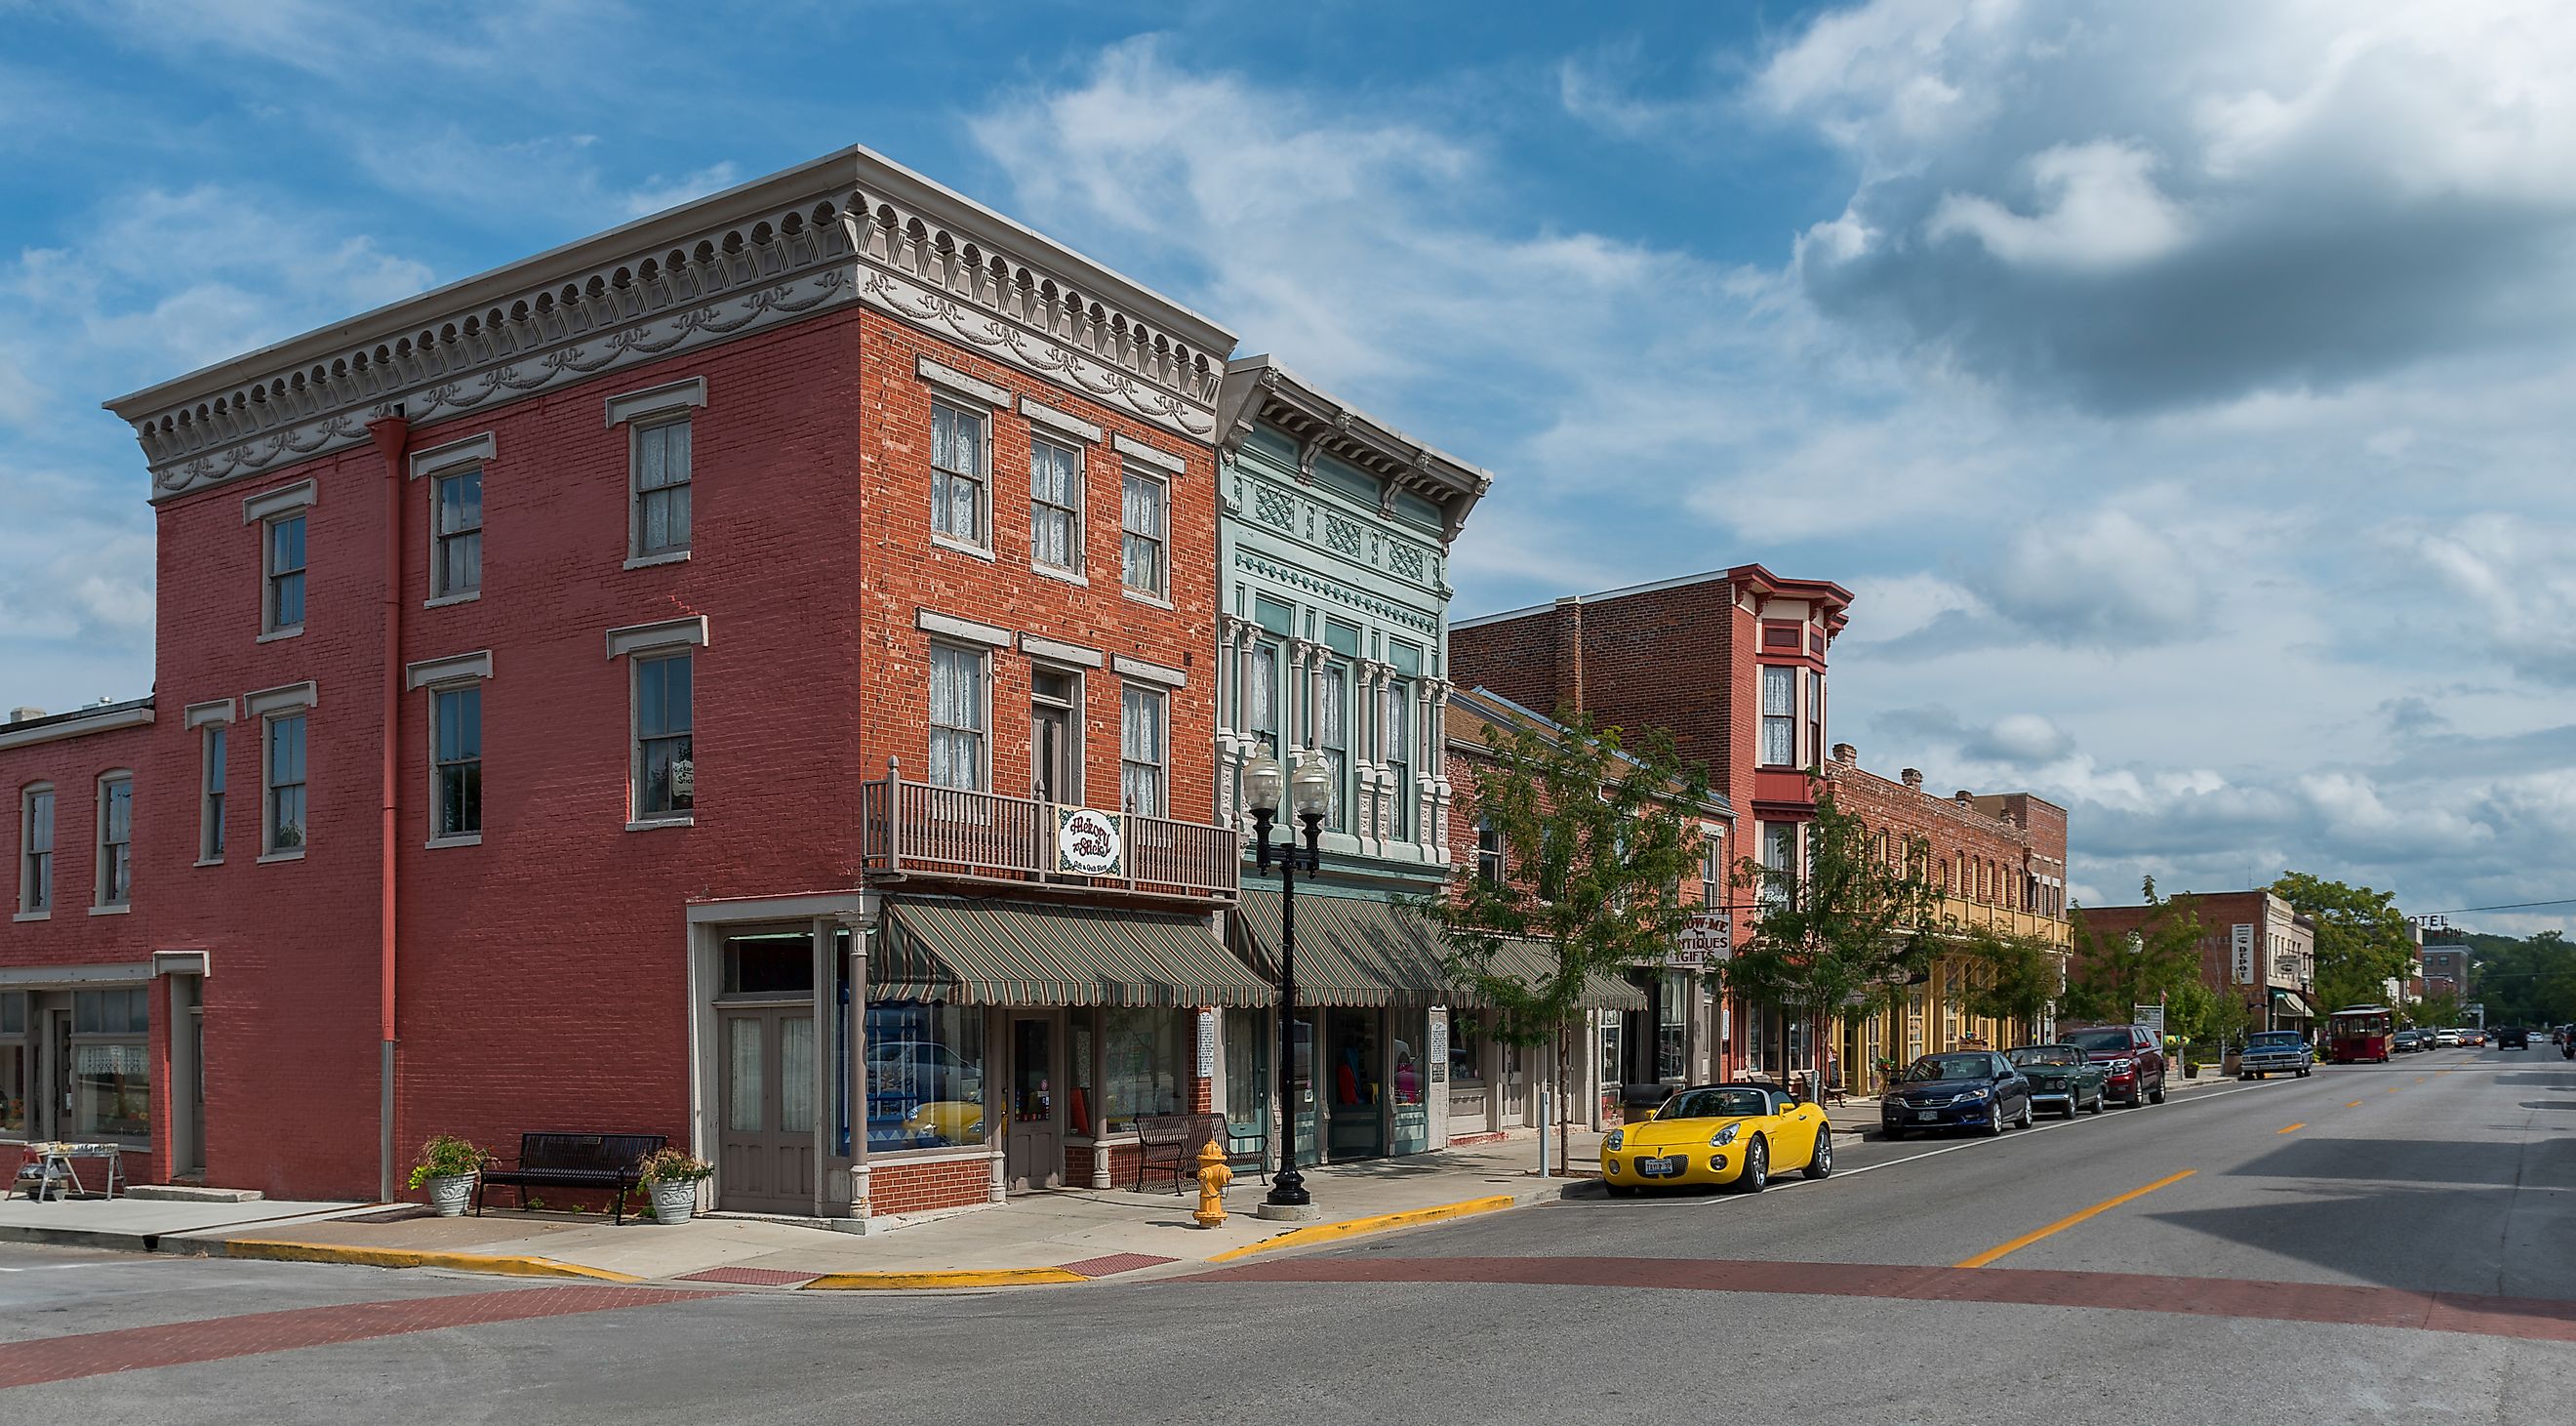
[368,412,410,1202]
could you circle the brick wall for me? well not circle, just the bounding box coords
[870,1155,993,1216]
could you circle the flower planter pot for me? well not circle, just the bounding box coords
[425,1173,474,1218]
[649,1179,700,1225]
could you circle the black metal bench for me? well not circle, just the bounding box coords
[475,1132,666,1225]
[1132,1113,1224,1194]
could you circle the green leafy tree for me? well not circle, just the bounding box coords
[2405,988,2462,1031]
[1728,781,1944,1084]
[1421,706,1711,1170]
[2063,877,2205,1024]
[1949,924,2063,1043]
[2273,873,2418,1016]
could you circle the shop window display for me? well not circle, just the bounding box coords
[866,1002,986,1152]
[1102,1009,1181,1134]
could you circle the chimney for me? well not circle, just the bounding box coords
[1901,768,1923,790]
[1953,790,1975,806]
[1553,596,1585,717]
[1831,742,1858,766]
[7,707,42,724]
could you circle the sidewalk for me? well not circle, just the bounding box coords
[4,1131,1599,1291]
[0,1193,378,1251]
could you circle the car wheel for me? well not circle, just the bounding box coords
[2297,1068,2310,1078]
[1738,1136,1769,1193]
[2018,1097,2034,1130]
[1986,1106,2007,1137]
[1803,1127,1833,1180]
[2088,1089,2106,1115]
[2149,1081,2167,1104]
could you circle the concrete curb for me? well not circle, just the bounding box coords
[216,1238,644,1283]
[802,1266,1089,1290]
[1204,1192,1526,1264]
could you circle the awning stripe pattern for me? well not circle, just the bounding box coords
[1231,889,1646,1012]
[2273,989,2315,1018]
[878,896,1274,1008]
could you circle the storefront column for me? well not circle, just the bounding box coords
[1427,1007,1451,1149]
[842,913,872,1221]
[986,1006,1008,1204]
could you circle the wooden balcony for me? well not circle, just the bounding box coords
[860,769,1240,903]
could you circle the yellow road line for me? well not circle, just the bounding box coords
[221,1239,641,1283]
[2277,1123,2305,1134]
[1204,1194,1520,1264]
[2345,1100,2363,1108]
[804,1267,1086,1290]
[2387,1087,2402,1094]
[1954,1170,2195,1270]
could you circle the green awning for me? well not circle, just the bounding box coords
[2273,990,2314,1018]
[877,897,1273,1008]
[1231,889,1646,1012]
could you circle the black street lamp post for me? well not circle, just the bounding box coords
[1241,751,1330,1217]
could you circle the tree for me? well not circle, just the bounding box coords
[2405,988,2462,1031]
[1949,923,2063,1044]
[1728,781,1944,1083]
[2273,873,2417,1016]
[2063,877,2205,1025]
[1419,706,1711,1172]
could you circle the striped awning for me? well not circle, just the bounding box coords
[1230,889,1647,1012]
[876,897,1274,1008]
[2274,990,2315,1018]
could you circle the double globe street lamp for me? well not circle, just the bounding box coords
[1239,750,1332,1219]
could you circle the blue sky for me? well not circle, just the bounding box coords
[8,0,2576,939]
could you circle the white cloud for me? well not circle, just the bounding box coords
[1927,140,2192,271]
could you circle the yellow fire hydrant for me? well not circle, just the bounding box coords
[1192,1138,1231,1228]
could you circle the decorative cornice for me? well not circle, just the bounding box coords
[111,146,1234,505]
[1215,355,1492,541]
[1235,549,1439,636]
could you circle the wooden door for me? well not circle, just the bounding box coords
[717,1004,816,1214]
[1031,706,1072,806]
[1005,1015,1061,1190]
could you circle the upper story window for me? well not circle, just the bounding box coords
[927,642,986,791]
[1805,669,1824,765]
[1383,679,1411,839]
[18,785,53,916]
[633,418,693,559]
[930,401,987,549]
[1029,435,1082,574]
[431,685,483,841]
[1475,816,1506,886]
[1244,641,1279,753]
[264,713,307,855]
[1120,684,1167,818]
[1120,467,1167,597]
[1317,662,1349,833]
[264,513,307,634]
[430,465,484,600]
[94,773,132,909]
[201,725,226,863]
[1701,835,1723,909]
[1759,821,1797,909]
[1759,665,1796,767]
[633,652,694,820]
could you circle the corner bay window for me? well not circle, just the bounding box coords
[72,987,149,1140]
[865,1002,987,1152]
[1760,664,1795,766]
[634,652,693,818]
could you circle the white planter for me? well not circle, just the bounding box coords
[649,1179,701,1225]
[425,1173,474,1218]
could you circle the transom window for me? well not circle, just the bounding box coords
[1028,435,1081,572]
[264,713,308,854]
[634,418,694,557]
[431,685,482,839]
[430,465,483,598]
[1120,684,1167,818]
[931,401,987,547]
[95,774,132,908]
[18,785,53,915]
[1120,468,1166,595]
[264,513,307,632]
[927,643,986,791]
[634,652,694,819]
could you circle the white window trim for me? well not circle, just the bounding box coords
[1111,654,1187,689]
[405,650,496,690]
[258,507,309,639]
[1027,429,1087,582]
[182,699,235,731]
[1112,433,1186,476]
[93,770,133,911]
[422,458,486,606]
[605,616,708,661]
[626,648,697,830]
[1119,682,1169,818]
[915,609,1011,649]
[424,677,486,849]
[1118,464,1171,603]
[928,395,994,557]
[17,781,54,919]
[1019,633,1103,669]
[406,432,495,480]
[916,356,1013,408]
[196,720,227,868]
[927,640,992,793]
[240,479,317,525]
[626,412,696,563]
[604,376,707,428]
[244,681,320,718]
[1020,395,1105,444]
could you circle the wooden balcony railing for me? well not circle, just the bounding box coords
[860,760,1239,902]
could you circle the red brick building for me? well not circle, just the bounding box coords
[1817,745,2071,1081]
[2072,890,2317,1039]
[7,146,1273,1218]
[1449,566,1849,1085]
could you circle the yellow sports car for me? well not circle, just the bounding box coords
[1599,1083,1832,1195]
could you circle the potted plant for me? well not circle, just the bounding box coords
[636,1147,713,1225]
[408,1134,485,1217]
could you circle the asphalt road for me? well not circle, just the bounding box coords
[3,1046,2570,1423]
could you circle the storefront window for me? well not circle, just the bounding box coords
[1068,1008,1096,1137]
[865,1002,986,1152]
[1224,1007,1267,1133]
[0,991,25,1135]
[72,987,149,1140]
[1659,973,1690,1082]
[1102,1008,1181,1134]
[1448,1010,1486,1085]
[1390,1008,1429,1155]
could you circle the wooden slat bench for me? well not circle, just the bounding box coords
[1131,1113,1224,1194]
[475,1132,666,1225]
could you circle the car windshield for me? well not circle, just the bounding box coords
[2008,1046,2083,1067]
[2247,1033,2303,1047]
[1907,1055,1992,1082]
[1656,1088,1772,1120]
[2064,1029,2133,1053]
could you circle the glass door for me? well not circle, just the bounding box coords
[717,1004,816,1214]
[1324,1008,1383,1161]
[1005,1015,1061,1190]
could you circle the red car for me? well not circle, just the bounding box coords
[2062,1025,2168,1106]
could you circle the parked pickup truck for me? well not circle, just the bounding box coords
[2236,1030,2314,1080]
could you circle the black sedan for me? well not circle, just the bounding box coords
[1881,1052,2033,1139]
[2007,1043,2109,1117]
[2498,1026,2529,1049]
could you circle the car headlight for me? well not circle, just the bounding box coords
[1604,1129,1624,1152]
[1711,1123,1741,1147]
[2112,1058,2134,1073]
[1964,1087,1992,1101]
